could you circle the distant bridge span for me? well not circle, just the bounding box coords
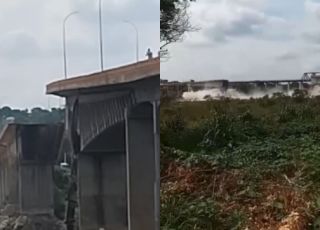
[161,72,320,99]
[230,79,310,84]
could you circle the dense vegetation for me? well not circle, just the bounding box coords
[161,92,320,229]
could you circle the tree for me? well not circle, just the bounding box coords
[160,0,195,54]
[0,106,64,130]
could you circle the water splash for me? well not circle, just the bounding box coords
[182,86,320,101]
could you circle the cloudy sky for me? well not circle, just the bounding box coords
[0,0,159,109]
[162,0,320,82]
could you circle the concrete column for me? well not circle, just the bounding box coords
[187,83,192,92]
[8,160,19,210]
[78,153,100,230]
[101,152,127,229]
[19,163,54,215]
[2,165,7,206]
[154,102,160,230]
[0,165,3,206]
[125,102,157,230]
[3,164,7,206]
[78,125,127,230]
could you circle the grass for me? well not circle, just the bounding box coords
[161,93,320,229]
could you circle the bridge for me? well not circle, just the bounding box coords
[47,57,160,230]
[0,123,63,216]
[161,72,320,99]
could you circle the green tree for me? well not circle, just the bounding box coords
[0,106,64,130]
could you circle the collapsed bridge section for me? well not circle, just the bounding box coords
[161,72,320,99]
[0,123,63,215]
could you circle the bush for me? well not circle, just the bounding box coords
[160,98,320,228]
[200,110,240,150]
[53,166,71,220]
[161,193,220,230]
[292,89,308,102]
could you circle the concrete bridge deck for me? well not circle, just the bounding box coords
[47,57,160,96]
[230,79,310,84]
[47,57,160,230]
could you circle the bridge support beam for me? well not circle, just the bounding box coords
[46,58,160,230]
[0,160,19,211]
[19,163,54,215]
[125,102,159,230]
[78,125,127,230]
[77,102,159,230]
[0,124,63,216]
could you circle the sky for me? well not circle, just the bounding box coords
[0,0,159,109]
[161,0,320,82]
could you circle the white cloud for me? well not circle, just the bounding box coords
[186,0,287,45]
[302,0,320,44]
[305,0,320,16]
[162,0,320,83]
[0,31,43,60]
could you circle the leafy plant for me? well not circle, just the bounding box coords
[161,97,320,228]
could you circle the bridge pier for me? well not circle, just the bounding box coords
[187,83,192,92]
[78,153,127,230]
[125,102,159,230]
[78,123,127,230]
[77,102,159,230]
[47,58,160,230]
[0,124,63,215]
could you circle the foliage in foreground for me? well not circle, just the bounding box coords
[161,95,320,229]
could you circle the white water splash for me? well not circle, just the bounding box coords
[309,85,320,97]
[182,86,320,101]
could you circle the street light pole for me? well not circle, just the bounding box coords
[62,11,78,135]
[99,0,104,71]
[123,20,139,63]
[63,11,78,79]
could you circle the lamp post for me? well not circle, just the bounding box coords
[123,20,139,62]
[62,11,78,143]
[99,0,104,71]
[63,11,79,79]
